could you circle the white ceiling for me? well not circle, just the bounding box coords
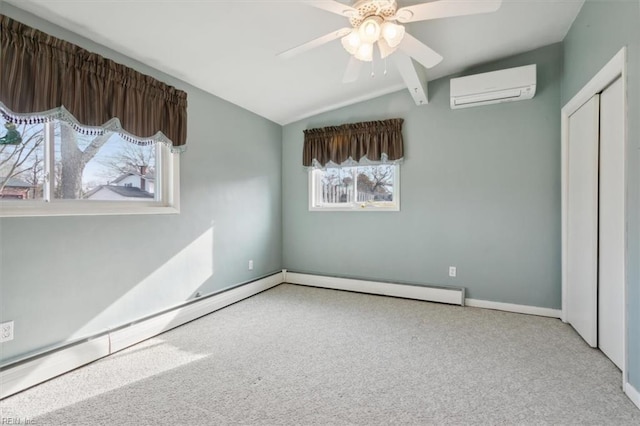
[6,0,584,125]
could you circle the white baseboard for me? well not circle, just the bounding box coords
[625,382,640,410]
[465,298,562,318]
[286,272,464,306]
[1,272,284,399]
[285,274,560,318]
[0,335,110,400]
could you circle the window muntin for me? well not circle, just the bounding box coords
[309,164,400,211]
[0,115,179,217]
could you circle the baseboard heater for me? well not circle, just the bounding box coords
[284,271,465,306]
[0,271,283,399]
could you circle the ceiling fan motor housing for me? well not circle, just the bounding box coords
[349,0,398,27]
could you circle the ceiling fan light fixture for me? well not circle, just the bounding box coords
[358,16,382,43]
[377,38,397,59]
[341,30,362,55]
[354,42,374,62]
[381,21,405,47]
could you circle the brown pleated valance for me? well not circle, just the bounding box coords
[303,118,404,167]
[0,15,188,149]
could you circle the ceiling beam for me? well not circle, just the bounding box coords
[393,53,429,106]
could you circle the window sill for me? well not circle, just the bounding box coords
[309,204,400,212]
[0,201,180,218]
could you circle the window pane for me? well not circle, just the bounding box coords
[320,167,354,204]
[356,165,394,202]
[54,123,156,201]
[310,164,399,211]
[0,117,45,201]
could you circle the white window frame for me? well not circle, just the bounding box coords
[0,123,180,217]
[308,164,400,212]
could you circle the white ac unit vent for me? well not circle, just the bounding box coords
[450,64,536,109]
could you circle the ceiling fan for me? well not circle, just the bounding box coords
[278,0,502,85]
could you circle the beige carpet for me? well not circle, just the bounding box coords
[1,283,639,425]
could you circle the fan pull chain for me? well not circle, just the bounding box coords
[371,61,375,78]
[384,58,388,76]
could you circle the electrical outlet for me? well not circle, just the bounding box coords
[1,321,14,343]
[449,266,457,278]
[248,260,254,271]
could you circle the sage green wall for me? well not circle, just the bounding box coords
[563,0,640,390]
[0,3,283,362]
[283,44,563,309]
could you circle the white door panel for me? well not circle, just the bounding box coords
[566,95,600,347]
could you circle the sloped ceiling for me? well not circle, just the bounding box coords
[6,0,584,124]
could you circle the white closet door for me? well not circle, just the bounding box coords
[566,95,600,347]
[598,77,625,368]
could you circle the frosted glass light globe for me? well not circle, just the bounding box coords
[355,42,373,61]
[358,17,381,44]
[381,22,405,48]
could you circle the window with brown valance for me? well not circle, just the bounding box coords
[303,118,404,167]
[0,15,187,151]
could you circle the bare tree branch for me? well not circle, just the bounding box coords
[96,142,155,183]
[0,124,45,193]
[81,133,113,164]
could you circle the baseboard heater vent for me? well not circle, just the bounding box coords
[284,272,465,306]
[0,271,284,399]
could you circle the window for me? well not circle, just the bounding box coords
[309,164,400,211]
[302,118,404,211]
[1,15,186,217]
[0,116,179,217]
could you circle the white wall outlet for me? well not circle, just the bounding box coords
[248,260,254,271]
[1,321,14,343]
[449,266,457,277]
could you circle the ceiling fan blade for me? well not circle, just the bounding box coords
[307,0,358,18]
[395,0,502,23]
[397,33,443,69]
[277,28,352,59]
[342,56,363,83]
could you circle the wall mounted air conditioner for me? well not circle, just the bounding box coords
[450,64,536,109]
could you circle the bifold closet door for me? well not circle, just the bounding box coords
[598,77,624,369]
[566,95,600,347]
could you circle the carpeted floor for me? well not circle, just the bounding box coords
[1,283,639,425]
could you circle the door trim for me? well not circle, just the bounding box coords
[561,47,627,389]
